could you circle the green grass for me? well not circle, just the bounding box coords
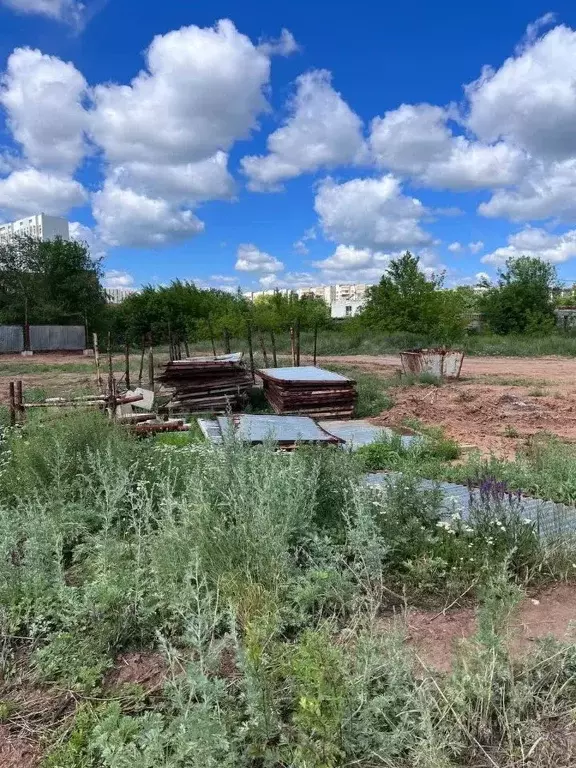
[1,411,576,766]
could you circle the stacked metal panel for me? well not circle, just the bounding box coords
[257,366,357,419]
[198,414,343,449]
[159,352,252,412]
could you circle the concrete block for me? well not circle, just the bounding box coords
[133,387,154,411]
[83,349,94,357]
[21,350,33,356]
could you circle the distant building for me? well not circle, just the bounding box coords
[330,300,365,319]
[0,213,70,243]
[244,283,371,303]
[105,287,139,304]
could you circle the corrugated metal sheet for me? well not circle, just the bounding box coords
[29,325,85,351]
[364,473,576,538]
[258,366,353,383]
[0,325,24,353]
[217,414,341,444]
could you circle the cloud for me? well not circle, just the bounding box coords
[0,0,84,25]
[482,226,576,265]
[479,158,576,221]
[69,220,106,259]
[235,243,284,273]
[370,102,526,190]
[469,240,484,253]
[466,25,576,161]
[312,244,392,283]
[103,269,135,288]
[88,19,271,246]
[241,69,365,190]
[314,174,432,251]
[0,48,88,173]
[256,271,316,290]
[109,151,235,204]
[91,20,270,167]
[258,28,299,57]
[93,181,204,247]
[0,168,86,216]
[293,226,316,255]
[448,242,462,253]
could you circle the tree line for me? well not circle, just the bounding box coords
[0,234,562,345]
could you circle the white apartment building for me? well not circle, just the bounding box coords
[0,213,70,243]
[244,283,371,303]
[105,287,139,304]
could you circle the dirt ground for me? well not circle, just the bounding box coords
[384,583,576,673]
[317,354,576,455]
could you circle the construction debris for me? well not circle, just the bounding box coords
[158,353,252,413]
[257,366,357,419]
[198,414,343,448]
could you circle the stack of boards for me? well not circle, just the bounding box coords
[159,352,252,413]
[257,366,357,419]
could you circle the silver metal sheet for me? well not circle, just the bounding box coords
[217,414,339,443]
[319,420,420,450]
[258,366,353,383]
[197,418,223,443]
[174,352,243,364]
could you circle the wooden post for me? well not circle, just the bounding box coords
[138,336,145,386]
[93,332,103,390]
[223,327,231,354]
[124,340,131,390]
[270,330,277,368]
[148,334,155,390]
[23,297,30,352]
[290,326,296,367]
[295,318,301,367]
[16,380,23,422]
[107,332,114,395]
[259,333,268,367]
[208,318,217,357]
[168,320,174,362]
[184,338,190,358]
[8,382,16,427]
[247,321,255,382]
[313,323,318,366]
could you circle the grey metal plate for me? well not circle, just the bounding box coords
[319,420,421,450]
[217,414,339,443]
[258,366,353,383]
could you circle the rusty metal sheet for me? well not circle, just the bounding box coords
[400,349,464,380]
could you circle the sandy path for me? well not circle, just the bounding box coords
[315,354,576,384]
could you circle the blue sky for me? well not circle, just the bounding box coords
[2,1,576,292]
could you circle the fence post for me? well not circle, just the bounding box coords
[270,330,277,367]
[8,382,15,427]
[290,326,296,367]
[148,333,155,390]
[259,332,268,367]
[313,324,318,366]
[208,318,217,357]
[15,380,23,422]
[295,318,301,367]
[138,335,145,386]
[124,340,131,390]
[247,321,255,383]
[93,332,103,390]
[223,327,231,354]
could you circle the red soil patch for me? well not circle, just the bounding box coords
[388,583,576,672]
[0,726,39,768]
[372,382,576,456]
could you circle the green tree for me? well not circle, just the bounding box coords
[360,251,467,342]
[0,234,106,328]
[479,256,557,334]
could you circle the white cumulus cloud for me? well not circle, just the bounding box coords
[314,174,432,251]
[69,221,107,259]
[448,242,463,253]
[258,28,299,57]
[0,168,86,217]
[235,243,284,273]
[103,270,135,289]
[0,0,83,25]
[93,181,204,247]
[0,47,88,172]
[241,69,366,190]
[482,226,576,265]
[469,240,484,253]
